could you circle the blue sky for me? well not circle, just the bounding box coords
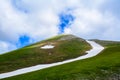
[59,12,75,34]
[0,0,120,54]
[16,35,31,48]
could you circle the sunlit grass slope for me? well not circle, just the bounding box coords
[2,40,120,80]
[0,34,91,73]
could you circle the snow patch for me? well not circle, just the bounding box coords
[41,45,54,49]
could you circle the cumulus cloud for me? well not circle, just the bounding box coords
[0,40,17,54]
[69,8,120,40]
[0,0,59,42]
[0,0,120,54]
[0,0,59,53]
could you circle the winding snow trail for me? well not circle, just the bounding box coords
[0,41,104,79]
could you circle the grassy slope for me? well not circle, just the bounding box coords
[2,40,120,80]
[91,39,120,47]
[0,34,91,73]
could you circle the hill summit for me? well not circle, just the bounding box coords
[0,34,91,73]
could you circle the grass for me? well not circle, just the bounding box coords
[91,39,120,47]
[0,34,91,73]
[1,40,120,80]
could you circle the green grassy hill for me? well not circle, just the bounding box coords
[2,40,120,80]
[91,39,120,47]
[0,34,91,73]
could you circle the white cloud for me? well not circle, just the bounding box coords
[0,0,60,54]
[64,28,72,34]
[0,0,120,54]
[0,41,17,54]
[0,0,59,42]
[68,4,120,40]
